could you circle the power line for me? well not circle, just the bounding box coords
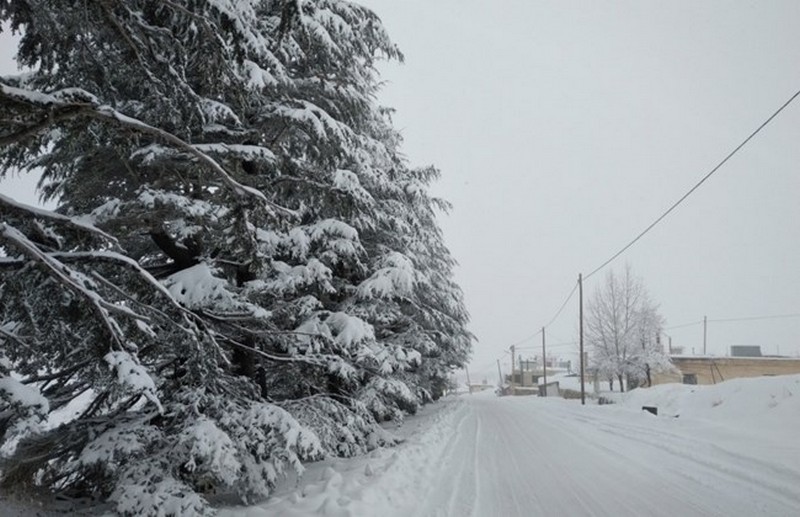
[506,329,542,349]
[516,341,576,351]
[486,286,581,375]
[667,313,800,330]
[504,281,578,349]
[549,341,578,348]
[544,330,570,344]
[545,281,579,328]
[584,86,800,281]
[710,313,800,324]
[664,320,704,331]
[480,88,800,377]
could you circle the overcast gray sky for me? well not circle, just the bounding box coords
[359,0,800,381]
[2,3,800,383]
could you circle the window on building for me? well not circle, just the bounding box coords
[682,374,697,385]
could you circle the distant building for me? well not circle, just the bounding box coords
[507,371,539,387]
[468,383,494,393]
[653,347,800,385]
[730,345,762,358]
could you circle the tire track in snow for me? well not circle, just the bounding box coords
[483,397,667,516]
[415,399,480,517]
[458,395,794,516]
[544,403,800,510]
[224,393,800,516]
[352,397,480,517]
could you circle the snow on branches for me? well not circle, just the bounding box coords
[586,266,673,391]
[0,0,472,513]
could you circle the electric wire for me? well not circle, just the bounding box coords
[545,281,579,328]
[710,312,800,323]
[544,330,570,344]
[506,329,543,349]
[664,320,704,330]
[475,87,800,376]
[516,341,576,351]
[666,312,800,330]
[504,281,578,350]
[584,87,800,282]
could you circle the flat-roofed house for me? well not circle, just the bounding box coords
[653,346,800,385]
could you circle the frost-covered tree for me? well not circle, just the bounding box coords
[586,266,669,392]
[0,1,472,513]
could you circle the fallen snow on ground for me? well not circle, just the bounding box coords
[611,373,800,430]
[220,374,800,516]
[218,399,468,517]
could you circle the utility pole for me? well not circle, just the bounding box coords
[579,273,585,405]
[510,345,515,395]
[703,315,708,355]
[465,366,472,395]
[542,326,547,397]
[497,359,503,388]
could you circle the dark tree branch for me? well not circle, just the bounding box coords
[148,229,200,271]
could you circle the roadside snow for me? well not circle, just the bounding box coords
[4,376,798,516]
[220,375,800,516]
[218,398,466,517]
[611,374,800,430]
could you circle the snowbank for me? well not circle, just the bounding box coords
[612,374,800,432]
[217,396,467,517]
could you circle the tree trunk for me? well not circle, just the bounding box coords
[618,374,625,393]
[628,375,639,390]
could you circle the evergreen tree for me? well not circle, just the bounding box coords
[0,1,472,514]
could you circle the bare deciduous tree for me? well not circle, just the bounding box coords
[586,266,670,392]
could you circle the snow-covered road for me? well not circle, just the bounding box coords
[224,380,800,517]
[414,395,800,516]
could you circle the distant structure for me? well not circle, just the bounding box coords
[730,345,762,358]
[501,356,572,396]
[652,346,800,385]
[468,379,494,393]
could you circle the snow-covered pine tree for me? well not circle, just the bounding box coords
[0,1,472,513]
[352,163,472,407]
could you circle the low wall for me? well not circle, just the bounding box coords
[662,357,800,385]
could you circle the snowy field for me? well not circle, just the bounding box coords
[221,374,800,516]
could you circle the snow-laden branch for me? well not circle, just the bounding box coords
[61,251,190,306]
[0,223,141,349]
[0,325,34,353]
[213,331,382,379]
[0,249,184,312]
[0,248,231,367]
[0,192,117,244]
[0,82,296,217]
